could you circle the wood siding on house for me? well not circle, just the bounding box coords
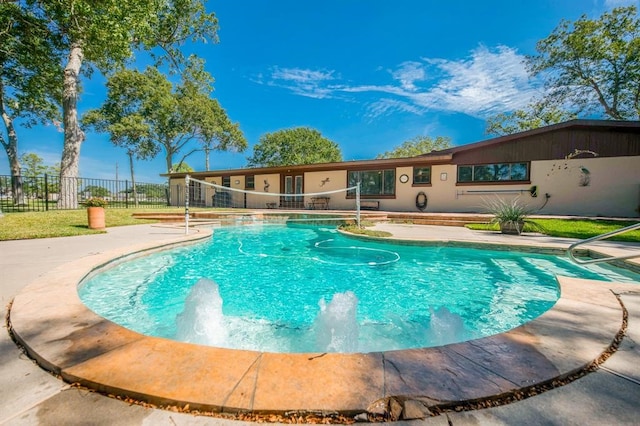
[451,127,640,165]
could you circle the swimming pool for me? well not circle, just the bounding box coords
[79,224,639,353]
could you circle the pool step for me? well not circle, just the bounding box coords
[387,213,491,227]
[131,211,490,227]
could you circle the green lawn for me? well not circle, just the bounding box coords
[1,209,639,243]
[0,209,168,240]
[466,218,640,243]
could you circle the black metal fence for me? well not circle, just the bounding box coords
[0,174,170,212]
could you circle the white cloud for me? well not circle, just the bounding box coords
[267,67,338,99]
[423,45,537,116]
[390,61,426,91]
[365,98,427,119]
[261,45,541,118]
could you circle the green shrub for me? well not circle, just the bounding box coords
[84,197,108,207]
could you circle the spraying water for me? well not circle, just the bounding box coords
[175,278,228,346]
[427,306,467,346]
[175,280,364,352]
[314,291,360,352]
[173,279,472,352]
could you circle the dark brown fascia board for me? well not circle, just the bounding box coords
[162,154,453,178]
[425,119,640,157]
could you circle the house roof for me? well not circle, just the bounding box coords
[418,119,640,159]
[165,119,640,178]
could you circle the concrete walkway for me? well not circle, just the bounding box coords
[1,223,639,425]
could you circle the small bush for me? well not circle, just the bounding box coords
[84,197,108,208]
[484,196,530,226]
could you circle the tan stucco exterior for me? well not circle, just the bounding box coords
[530,156,640,217]
[172,157,640,217]
[169,156,639,217]
[166,121,639,217]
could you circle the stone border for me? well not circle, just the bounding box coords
[8,229,637,420]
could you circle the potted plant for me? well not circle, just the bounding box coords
[485,197,530,235]
[85,197,107,230]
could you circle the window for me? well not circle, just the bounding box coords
[457,163,529,183]
[245,175,255,189]
[189,180,204,202]
[222,176,231,187]
[413,167,431,184]
[347,169,395,196]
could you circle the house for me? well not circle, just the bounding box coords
[166,120,640,218]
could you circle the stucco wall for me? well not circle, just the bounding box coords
[392,157,639,217]
[530,156,639,217]
[303,170,353,209]
[243,173,281,208]
[170,155,639,217]
[334,156,639,217]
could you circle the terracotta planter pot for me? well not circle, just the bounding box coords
[87,207,106,230]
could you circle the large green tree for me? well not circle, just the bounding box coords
[377,135,452,159]
[0,3,62,205]
[177,61,247,171]
[18,153,59,197]
[486,6,639,136]
[84,63,246,184]
[485,102,577,136]
[20,153,52,177]
[247,127,342,167]
[26,0,218,208]
[528,6,640,120]
[83,69,160,206]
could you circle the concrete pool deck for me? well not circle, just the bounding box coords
[2,222,640,424]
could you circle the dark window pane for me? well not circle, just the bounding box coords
[347,171,359,196]
[383,170,395,195]
[295,175,303,196]
[361,171,382,195]
[413,167,431,184]
[245,175,255,189]
[473,165,495,181]
[511,163,528,180]
[496,164,511,180]
[348,169,395,196]
[458,162,529,183]
[458,166,473,182]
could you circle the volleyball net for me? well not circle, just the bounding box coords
[184,175,361,230]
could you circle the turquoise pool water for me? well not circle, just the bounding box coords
[79,224,639,353]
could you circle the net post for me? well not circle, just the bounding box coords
[356,182,361,228]
[184,174,190,235]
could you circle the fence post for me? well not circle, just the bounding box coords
[44,174,49,211]
[125,181,129,208]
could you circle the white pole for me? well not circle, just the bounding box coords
[185,174,190,235]
[356,182,361,228]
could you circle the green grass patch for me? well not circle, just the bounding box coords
[339,222,392,238]
[0,209,174,240]
[3,209,638,243]
[466,218,640,243]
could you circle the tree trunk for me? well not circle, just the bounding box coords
[58,43,85,209]
[166,150,173,205]
[0,81,26,206]
[166,149,174,174]
[128,151,138,207]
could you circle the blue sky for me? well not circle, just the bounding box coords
[1,0,637,183]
